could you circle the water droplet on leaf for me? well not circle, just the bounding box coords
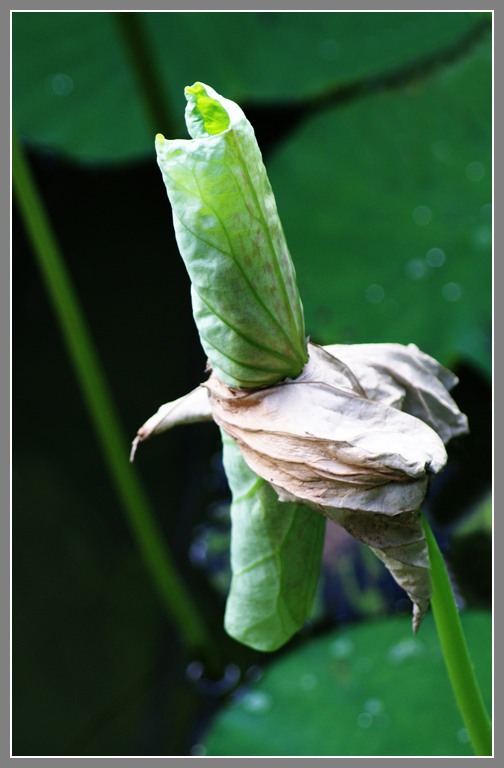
[241,690,273,715]
[413,206,432,226]
[426,248,445,268]
[466,162,485,182]
[365,284,384,303]
[357,712,373,728]
[442,283,461,302]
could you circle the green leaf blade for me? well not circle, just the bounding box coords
[221,432,326,652]
[13,12,486,163]
[203,612,492,756]
[156,83,307,388]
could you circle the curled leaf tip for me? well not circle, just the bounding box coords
[129,435,140,463]
[184,82,231,136]
[412,602,428,634]
[130,386,213,460]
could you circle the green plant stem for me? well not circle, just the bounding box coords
[12,132,221,675]
[422,513,492,756]
[114,11,176,137]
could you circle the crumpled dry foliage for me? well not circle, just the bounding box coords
[130,386,212,462]
[133,341,468,632]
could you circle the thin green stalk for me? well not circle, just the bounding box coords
[422,513,492,756]
[12,132,221,674]
[114,12,176,137]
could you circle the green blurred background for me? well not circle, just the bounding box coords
[12,11,492,756]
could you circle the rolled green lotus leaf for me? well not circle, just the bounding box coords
[221,430,326,652]
[155,82,308,388]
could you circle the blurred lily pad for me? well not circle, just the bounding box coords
[13,11,486,162]
[202,611,491,756]
[12,12,491,373]
[268,39,491,376]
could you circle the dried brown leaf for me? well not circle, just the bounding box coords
[205,342,468,629]
[130,386,212,461]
